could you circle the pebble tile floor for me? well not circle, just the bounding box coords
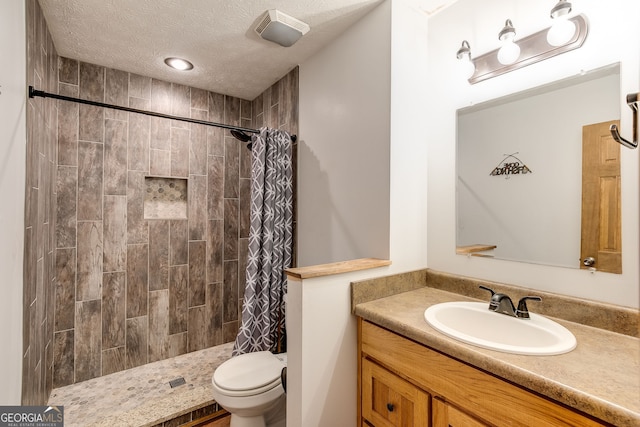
[48,343,234,427]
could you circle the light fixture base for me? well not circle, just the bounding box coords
[468,14,588,84]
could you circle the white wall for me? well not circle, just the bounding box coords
[388,0,430,272]
[298,0,391,266]
[426,0,640,307]
[0,0,26,404]
[286,265,392,427]
[289,1,430,426]
[298,0,431,273]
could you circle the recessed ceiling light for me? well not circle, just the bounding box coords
[164,57,194,71]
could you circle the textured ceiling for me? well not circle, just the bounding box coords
[38,0,455,100]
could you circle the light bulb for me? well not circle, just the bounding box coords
[497,20,520,65]
[462,58,476,79]
[456,40,476,80]
[547,18,576,46]
[497,39,520,65]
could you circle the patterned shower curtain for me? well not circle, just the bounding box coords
[233,127,294,355]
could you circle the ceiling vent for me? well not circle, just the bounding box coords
[254,9,310,47]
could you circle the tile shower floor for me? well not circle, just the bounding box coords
[48,343,234,427]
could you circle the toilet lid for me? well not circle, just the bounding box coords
[213,351,284,392]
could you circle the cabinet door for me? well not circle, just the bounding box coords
[362,358,430,427]
[433,397,488,427]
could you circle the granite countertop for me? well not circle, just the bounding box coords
[355,287,640,427]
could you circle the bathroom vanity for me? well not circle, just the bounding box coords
[353,272,640,427]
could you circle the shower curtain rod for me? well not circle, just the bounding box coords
[28,86,296,144]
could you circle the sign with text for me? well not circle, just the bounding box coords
[0,406,63,427]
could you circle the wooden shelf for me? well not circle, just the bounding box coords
[456,244,497,255]
[284,258,391,279]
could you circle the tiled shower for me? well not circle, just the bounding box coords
[23,0,298,406]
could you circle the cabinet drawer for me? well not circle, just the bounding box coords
[433,397,488,427]
[362,358,430,427]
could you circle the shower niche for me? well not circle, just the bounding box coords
[144,176,188,220]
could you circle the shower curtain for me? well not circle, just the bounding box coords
[233,127,294,355]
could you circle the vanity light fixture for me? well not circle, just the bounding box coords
[497,19,521,65]
[456,40,476,79]
[164,57,194,71]
[458,1,588,84]
[547,0,576,46]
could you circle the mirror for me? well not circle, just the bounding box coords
[456,63,621,269]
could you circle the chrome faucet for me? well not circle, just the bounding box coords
[479,286,542,319]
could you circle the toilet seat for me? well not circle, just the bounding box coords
[213,351,285,397]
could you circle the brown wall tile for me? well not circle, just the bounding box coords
[79,104,104,143]
[224,199,239,261]
[171,128,190,178]
[57,83,78,166]
[130,74,151,100]
[77,141,103,221]
[55,166,77,248]
[169,220,188,266]
[75,300,101,382]
[238,239,248,304]
[149,220,169,291]
[150,149,171,176]
[188,241,206,307]
[207,283,223,347]
[239,178,251,238]
[208,155,224,220]
[58,57,78,85]
[126,244,148,318]
[169,265,188,334]
[104,119,128,195]
[188,175,207,241]
[207,220,223,284]
[188,306,207,352]
[127,171,149,244]
[207,128,225,158]
[168,333,187,358]
[101,346,125,376]
[149,290,169,362]
[190,113,207,175]
[54,248,75,331]
[223,138,239,198]
[222,321,238,343]
[191,88,208,110]
[52,330,74,388]
[151,79,171,114]
[150,117,171,150]
[171,84,190,128]
[79,62,104,102]
[105,68,128,121]
[102,272,125,349]
[103,196,127,272]
[76,221,103,301]
[126,316,148,368]
[225,96,240,127]
[128,99,150,172]
[223,261,239,323]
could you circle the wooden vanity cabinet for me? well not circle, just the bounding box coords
[358,319,611,427]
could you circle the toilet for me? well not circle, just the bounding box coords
[211,351,287,427]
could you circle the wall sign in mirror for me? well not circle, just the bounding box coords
[490,153,532,178]
[456,63,622,271]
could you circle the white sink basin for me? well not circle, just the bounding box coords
[424,301,576,355]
